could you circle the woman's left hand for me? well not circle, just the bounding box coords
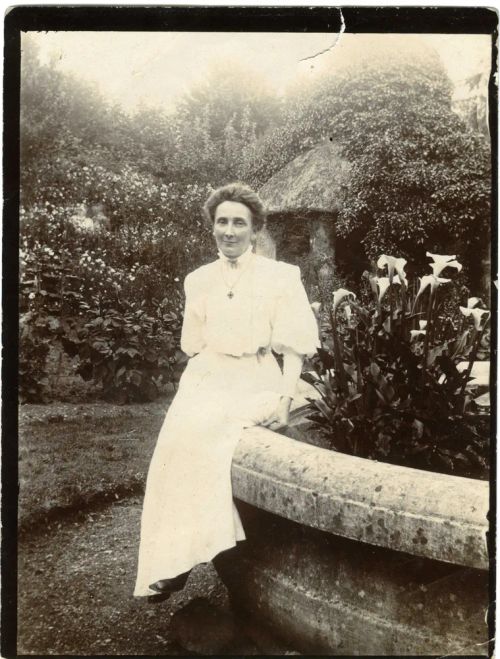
[261,396,292,429]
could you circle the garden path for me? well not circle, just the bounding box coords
[18,495,295,655]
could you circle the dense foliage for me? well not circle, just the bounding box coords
[245,42,491,281]
[171,62,280,184]
[20,34,490,404]
[19,192,211,402]
[304,254,490,479]
[20,38,215,401]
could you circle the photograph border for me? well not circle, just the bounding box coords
[4,6,498,657]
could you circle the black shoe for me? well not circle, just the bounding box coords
[147,571,190,602]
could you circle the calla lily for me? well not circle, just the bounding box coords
[368,276,378,296]
[459,306,490,330]
[426,252,462,277]
[466,297,482,309]
[397,272,409,289]
[410,320,428,341]
[374,276,402,302]
[377,255,407,283]
[430,260,462,276]
[416,274,451,298]
[426,251,455,261]
[310,302,321,319]
[332,288,356,314]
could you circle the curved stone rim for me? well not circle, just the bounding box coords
[231,427,489,570]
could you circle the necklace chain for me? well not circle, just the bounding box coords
[219,254,254,299]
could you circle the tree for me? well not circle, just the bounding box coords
[245,37,491,282]
[171,60,280,184]
[19,38,216,402]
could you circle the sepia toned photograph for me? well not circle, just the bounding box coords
[6,6,496,656]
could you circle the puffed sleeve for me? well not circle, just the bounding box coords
[180,271,206,357]
[271,264,319,358]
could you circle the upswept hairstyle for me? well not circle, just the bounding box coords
[202,182,266,232]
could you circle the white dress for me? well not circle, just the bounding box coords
[134,250,319,596]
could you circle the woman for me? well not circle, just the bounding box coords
[134,183,319,598]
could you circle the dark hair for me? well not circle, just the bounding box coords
[202,182,266,232]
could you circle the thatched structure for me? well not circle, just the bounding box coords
[257,141,350,294]
[259,141,350,216]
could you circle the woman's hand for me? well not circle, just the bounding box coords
[261,396,292,429]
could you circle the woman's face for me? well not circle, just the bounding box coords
[213,200,255,260]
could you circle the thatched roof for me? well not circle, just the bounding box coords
[259,141,350,216]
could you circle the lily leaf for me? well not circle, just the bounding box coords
[301,372,318,386]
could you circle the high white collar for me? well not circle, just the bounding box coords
[217,244,254,268]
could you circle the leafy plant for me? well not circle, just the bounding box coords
[19,34,490,409]
[19,212,189,403]
[245,38,490,285]
[304,253,490,479]
[19,312,51,403]
[59,302,184,403]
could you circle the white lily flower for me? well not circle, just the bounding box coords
[377,255,407,283]
[416,274,451,298]
[430,260,462,276]
[376,277,390,301]
[332,288,356,314]
[466,297,482,309]
[368,276,378,295]
[397,272,408,289]
[410,329,426,340]
[426,252,462,277]
[426,251,456,261]
[310,302,321,319]
[410,320,428,341]
[374,276,402,302]
[459,306,490,330]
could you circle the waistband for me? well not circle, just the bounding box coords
[198,346,272,360]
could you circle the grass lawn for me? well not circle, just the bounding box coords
[18,398,173,529]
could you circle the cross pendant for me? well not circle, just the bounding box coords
[227,291,234,299]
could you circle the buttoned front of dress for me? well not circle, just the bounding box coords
[181,253,318,359]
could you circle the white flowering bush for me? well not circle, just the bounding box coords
[19,39,255,401]
[19,178,214,402]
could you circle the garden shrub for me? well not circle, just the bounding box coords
[60,304,183,403]
[19,312,51,403]
[19,194,213,402]
[19,39,219,401]
[244,38,491,284]
[19,34,491,403]
[305,253,490,479]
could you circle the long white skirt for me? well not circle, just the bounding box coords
[134,350,283,596]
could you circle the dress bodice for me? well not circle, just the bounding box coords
[181,254,319,358]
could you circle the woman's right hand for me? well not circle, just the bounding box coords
[261,395,292,430]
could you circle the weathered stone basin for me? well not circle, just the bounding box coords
[233,427,488,569]
[226,420,490,655]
